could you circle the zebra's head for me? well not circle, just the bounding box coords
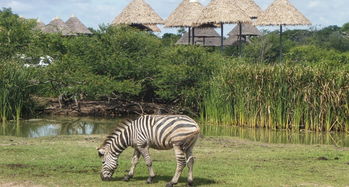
[97,146,119,181]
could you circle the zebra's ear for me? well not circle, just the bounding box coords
[97,148,105,157]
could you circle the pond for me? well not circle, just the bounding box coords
[1,116,348,147]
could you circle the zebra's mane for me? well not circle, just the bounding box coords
[99,118,134,148]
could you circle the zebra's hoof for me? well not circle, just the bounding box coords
[146,176,154,184]
[165,182,174,187]
[187,180,194,186]
[123,175,132,182]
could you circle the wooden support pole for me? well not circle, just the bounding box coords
[221,23,224,51]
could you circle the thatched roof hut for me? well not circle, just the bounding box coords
[235,0,263,19]
[34,19,45,31]
[224,35,251,46]
[42,17,75,36]
[165,0,204,28]
[65,15,92,35]
[195,0,251,25]
[228,23,262,36]
[254,0,311,26]
[176,27,221,46]
[112,0,164,25]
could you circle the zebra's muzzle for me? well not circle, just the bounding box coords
[100,173,113,181]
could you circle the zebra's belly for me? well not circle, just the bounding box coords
[149,143,173,150]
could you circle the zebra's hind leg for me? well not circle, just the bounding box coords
[166,145,186,187]
[186,148,194,186]
[138,147,156,184]
[124,149,141,181]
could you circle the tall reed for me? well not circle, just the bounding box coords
[0,60,35,122]
[202,60,349,132]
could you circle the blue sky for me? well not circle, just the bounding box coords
[1,0,348,35]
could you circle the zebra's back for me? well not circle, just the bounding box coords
[135,115,200,150]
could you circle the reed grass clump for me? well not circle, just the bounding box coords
[0,60,35,122]
[202,60,349,132]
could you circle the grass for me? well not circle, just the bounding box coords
[0,135,349,187]
[202,62,349,132]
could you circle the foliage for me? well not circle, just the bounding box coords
[154,46,222,111]
[0,60,36,121]
[0,8,36,59]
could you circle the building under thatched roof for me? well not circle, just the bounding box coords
[224,35,251,46]
[176,27,220,46]
[195,0,251,25]
[165,0,204,28]
[65,15,92,35]
[112,0,164,25]
[42,17,75,36]
[236,0,263,19]
[254,0,311,26]
[228,23,262,36]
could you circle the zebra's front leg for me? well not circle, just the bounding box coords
[124,149,141,181]
[166,145,186,187]
[138,147,156,184]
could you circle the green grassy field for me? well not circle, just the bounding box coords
[0,135,348,187]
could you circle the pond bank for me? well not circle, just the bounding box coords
[38,98,185,117]
[0,135,348,186]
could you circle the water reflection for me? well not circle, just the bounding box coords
[0,117,120,138]
[202,125,349,147]
[1,117,348,147]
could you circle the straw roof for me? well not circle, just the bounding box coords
[235,0,263,19]
[144,24,161,32]
[255,0,311,26]
[176,31,221,46]
[112,0,164,25]
[228,23,262,36]
[65,15,92,35]
[195,0,252,25]
[42,17,75,36]
[224,35,251,46]
[34,20,45,31]
[164,0,204,28]
[193,27,220,37]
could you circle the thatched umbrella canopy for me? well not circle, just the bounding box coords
[228,23,262,36]
[195,0,251,50]
[42,17,75,36]
[112,0,164,25]
[255,0,311,60]
[165,0,203,28]
[176,27,220,46]
[65,15,92,35]
[165,0,205,45]
[235,0,263,19]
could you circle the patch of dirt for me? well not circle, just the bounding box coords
[2,164,29,169]
[317,156,329,161]
[0,181,45,187]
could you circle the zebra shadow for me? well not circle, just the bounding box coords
[111,176,216,186]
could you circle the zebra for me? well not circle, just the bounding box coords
[97,115,200,187]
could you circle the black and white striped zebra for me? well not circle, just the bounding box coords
[97,115,200,187]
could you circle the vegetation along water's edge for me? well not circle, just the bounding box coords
[0,8,348,132]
